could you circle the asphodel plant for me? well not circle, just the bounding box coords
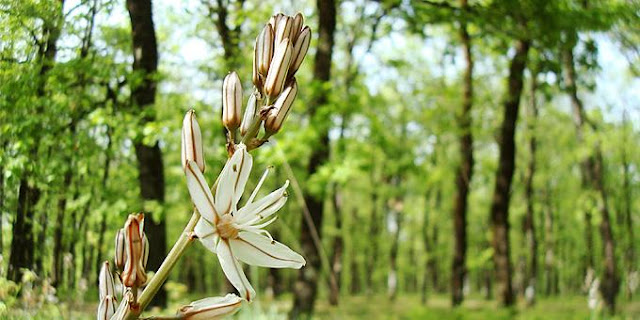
[98,13,311,320]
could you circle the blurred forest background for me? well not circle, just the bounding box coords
[1,0,639,319]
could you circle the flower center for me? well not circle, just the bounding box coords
[217,214,239,239]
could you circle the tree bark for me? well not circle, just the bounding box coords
[290,0,336,318]
[126,0,167,307]
[523,69,539,306]
[489,38,530,307]
[562,42,619,312]
[451,0,474,306]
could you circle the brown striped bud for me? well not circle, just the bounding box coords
[98,261,116,300]
[289,26,311,76]
[121,213,147,288]
[255,24,274,76]
[114,228,126,270]
[274,16,293,45]
[264,39,293,99]
[181,110,205,172]
[269,13,284,32]
[264,79,297,134]
[177,294,242,320]
[291,13,304,41]
[240,93,258,137]
[97,296,117,320]
[222,72,242,131]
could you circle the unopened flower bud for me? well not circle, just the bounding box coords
[255,24,274,76]
[115,228,126,270]
[99,261,116,300]
[291,13,304,41]
[269,13,284,32]
[240,93,257,137]
[222,72,242,131]
[274,15,293,46]
[97,296,117,320]
[264,39,293,99]
[289,26,311,76]
[265,79,297,134]
[181,110,205,172]
[177,294,242,320]
[121,213,147,288]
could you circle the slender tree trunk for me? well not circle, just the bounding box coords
[621,113,636,299]
[365,173,380,294]
[328,114,348,305]
[9,180,40,282]
[126,0,167,307]
[523,69,539,306]
[290,0,336,318]
[543,188,557,296]
[489,38,530,307]
[562,42,619,312]
[451,0,474,306]
[349,210,361,294]
[328,185,343,305]
[387,204,402,301]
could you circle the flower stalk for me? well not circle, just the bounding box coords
[101,12,311,320]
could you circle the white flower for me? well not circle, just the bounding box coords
[184,144,305,301]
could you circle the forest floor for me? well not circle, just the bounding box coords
[4,293,640,319]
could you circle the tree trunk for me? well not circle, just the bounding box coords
[365,173,380,294]
[8,180,40,282]
[543,188,557,296]
[489,38,530,307]
[328,185,343,305]
[523,69,539,306]
[451,0,474,306]
[562,42,619,312]
[290,0,336,318]
[203,0,244,72]
[621,113,636,299]
[126,0,167,307]
[387,206,401,301]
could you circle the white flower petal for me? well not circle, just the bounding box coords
[230,231,305,269]
[185,160,218,222]
[215,145,253,215]
[235,181,288,225]
[194,217,219,254]
[216,240,256,302]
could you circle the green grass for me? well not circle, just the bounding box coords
[3,294,640,319]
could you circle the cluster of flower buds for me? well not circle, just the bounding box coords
[97,261,117,320]
[221,13,310,151]
[118,213,149,288]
